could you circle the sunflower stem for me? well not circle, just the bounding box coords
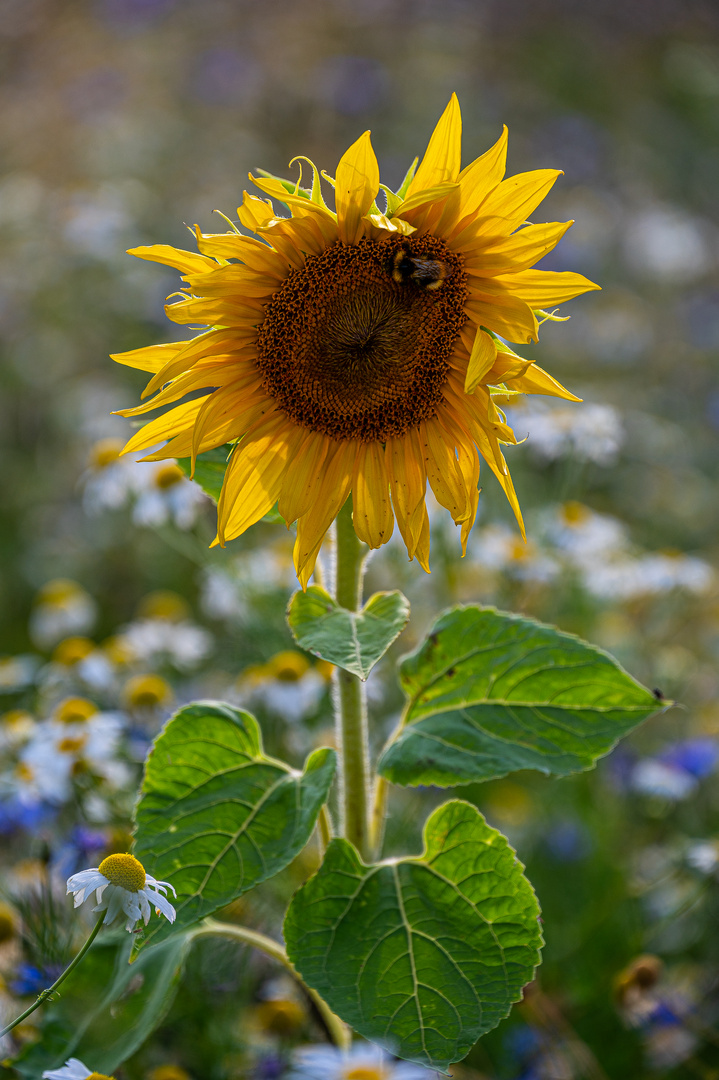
[0,912,105,1040]
[193,920,351,1050]
[334,497,370,862]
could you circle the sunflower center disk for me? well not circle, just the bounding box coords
[256,236,467,441]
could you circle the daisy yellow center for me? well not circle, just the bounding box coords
[58,734,87,755]
[267,650,309,682]
[148,1068,191,1080]
[343,1067,388,1080]
[90,437,123,469]
[154,463,185,489]
[98,852,146,892]
[53,636,95,665]
[256,235,467,441]
[87,1073,115,1080]
[124,673,171,709]
[56,696,97,724]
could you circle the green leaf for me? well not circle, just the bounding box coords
[284,800,541,1073]
[132,701,336,952]
[379,605,662,787]
[10,933,192,1076]
[176,444,231,503]
[287,585,410,680]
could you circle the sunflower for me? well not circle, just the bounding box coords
[113,95,598,586]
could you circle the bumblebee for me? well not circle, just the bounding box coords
[390,244,450,291]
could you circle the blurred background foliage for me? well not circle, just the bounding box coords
[1,0,719,1077]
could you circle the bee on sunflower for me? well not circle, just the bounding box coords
[113,95,598,586]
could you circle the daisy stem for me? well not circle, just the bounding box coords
[193,920,351,1050]
[334,497,370,862]
[0,912,105,1040]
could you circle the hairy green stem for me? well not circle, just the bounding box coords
[334,498,370,861]
[194,920,350,1050]
[0,912,105,1040]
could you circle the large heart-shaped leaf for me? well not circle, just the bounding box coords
[379,605,662,787]
[284,800,541,1074]
[133,701,336,952]
[288,585,410,680]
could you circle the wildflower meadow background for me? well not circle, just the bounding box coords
[1,1,719,1078]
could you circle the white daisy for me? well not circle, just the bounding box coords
[67,853,176,932]
[43,1058,114,1079]
[287,1042,440,1079]
[131,461,207,530]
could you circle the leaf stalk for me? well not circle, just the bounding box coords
[193,920,350,1050]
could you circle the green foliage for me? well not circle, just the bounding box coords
[10,933,192,1076]
[133,701,336,952]
[288,585,410,680]
[176,444,230,503]
[284,800,542,1074]
[379,605,662,787]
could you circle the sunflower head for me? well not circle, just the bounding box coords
[113,95,599,587]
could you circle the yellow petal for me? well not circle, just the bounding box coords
[421,419,469,524]
[352,442,394,548]
[141,330,256,400]
[120,399,204,455]
[164,295,262,327]
[334,131,380,245]
[469,169,562,238]
[464,328,497,393]
[276,431,330,524]
[466,293,538,343]
[493,269,601,306]
[405,94,462,199]
[111,341,187,374]
[194,228,285,277]
[395,182,460,219]
[116,359,243,418]
[385,432,426,561]
[486,352,534,382]
[237,192,275,230]
[127,244,217,277]
[448,418,481,553]
[460,220,573,273]
[190,376,267,469]
[184,264,283,299]
[217,411,290,543]
[458,399,525,538]
[142,384,269,463]
[411,502,431,574]
[505,362,582,402]
[293,441,356,587]
[457,125,508,217]
[250,174,337,223]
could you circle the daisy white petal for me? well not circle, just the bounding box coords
[42,1058,99,1080]
[144,887,177,922]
